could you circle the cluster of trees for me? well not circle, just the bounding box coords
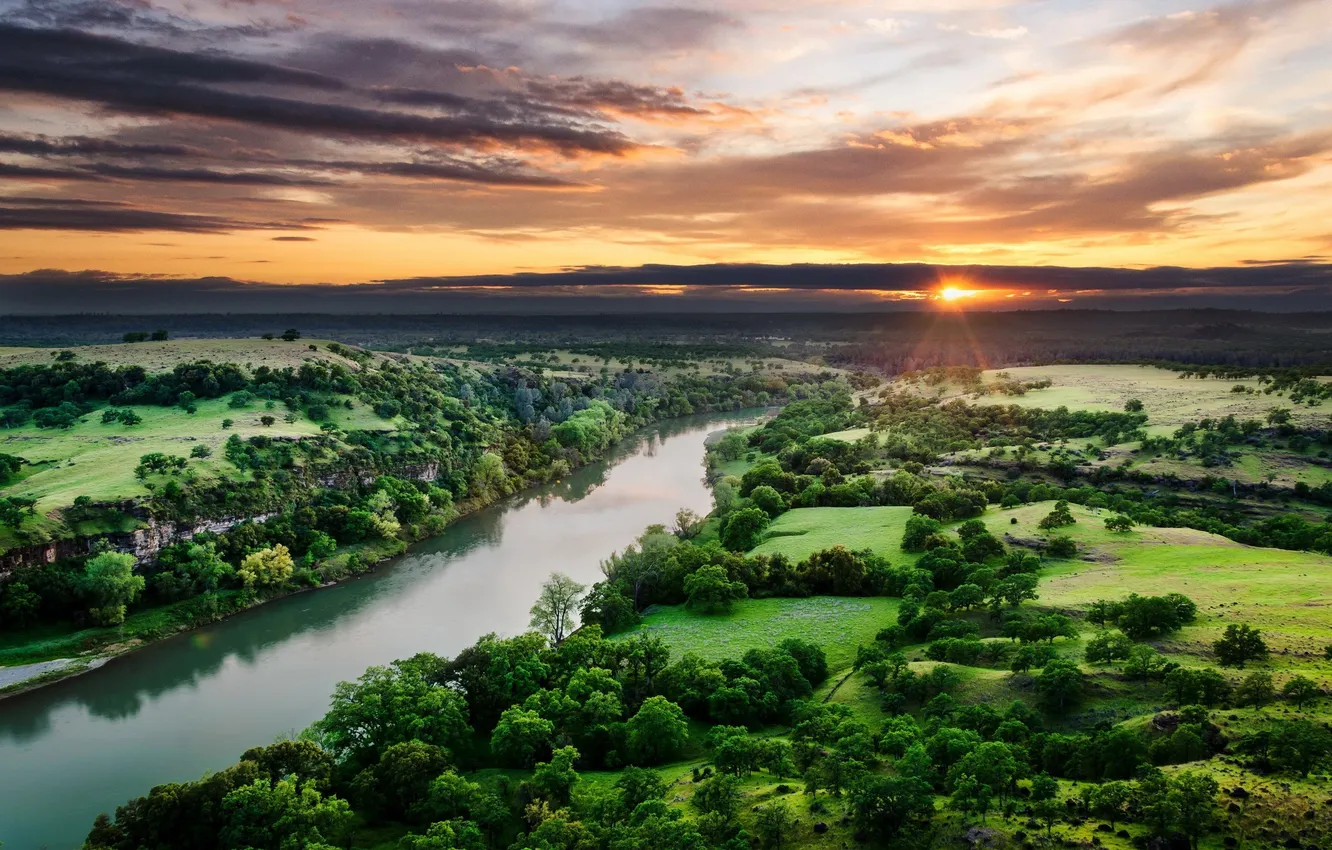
[122,330,169,343]
[2,355,848,635]
[83,612,827,850]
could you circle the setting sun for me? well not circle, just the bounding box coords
[939,286,982,303]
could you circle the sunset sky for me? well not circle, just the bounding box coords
[1,0,1331,309]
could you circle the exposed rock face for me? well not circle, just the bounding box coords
[0,459,445,580]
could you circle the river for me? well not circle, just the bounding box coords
[0,412,751,850]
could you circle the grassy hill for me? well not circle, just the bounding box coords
[748,505,916,562]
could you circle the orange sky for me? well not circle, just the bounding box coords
[1,0,1331,287]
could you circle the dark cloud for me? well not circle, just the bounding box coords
[565,7,740,52]
[0,24,637,156]
[0,202,314,233]
[2,262,1329,315]
[272,236,317,242]
[381,261,1332,292]
[0,133,200,158]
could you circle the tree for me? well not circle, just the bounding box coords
[189,444,211,459]
[1213,623,1268,667]
[1104,514,1135,532]
[672,508,702,540]
[150,329,169,341]
[1088,780,1132,829]
[281,328,302,341]
[1036,659,1083,712]
[627,696,689,764]
[259,415,276,427]
[749,485,786,519]
[1236,670,1274,706]
[238,544,294,589]
[1045,535,1077,558]
[528,746,580,806]
[1170,771,1219,850]
[312,660,471,765]
[1038,500,1075,530]
[691,775,741,820]
[849,775,934,841]
[220,776,351,850]
[1124,398,1144,413]
[720,506,768,552]
[1271,719,1332,775]
[617,767,668,813]
[491,707,555,767]
[120,410,143,427]
[684,565,747,614]
[82,551,145,625]
[902,514,943,552]
[529,572,585,646]
[1282,675,1319,708]
[754,799,796,849]
[1084,630,1134,665]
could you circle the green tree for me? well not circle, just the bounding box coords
[754,799,797,849]
[490,707,555,767]
[683,564,748,614]
[82,551,145,625]
[1213,623,1268,668]
[219,776,352,850]
[1083,630,1134,664]
[1038,500,1075,530]
[627,696,689,765]
[528,572,585,646]
[749,485,786,519]
[528,746,580,806]
[1104,514,1135,532]
[1035,659,1083,713]
[1170,771,1219,850]
[1088,780,1132,829]
[238,544,294,588]
[312,661,472,766]
[720,507,769,552]
[119,409,143,426]
[849,775,935,842]
[1270,719,1332,775]
[1282,675,1319,708]
[1236,670,1274,706]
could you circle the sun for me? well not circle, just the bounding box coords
[940,287,966,302]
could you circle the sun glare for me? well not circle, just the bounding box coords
[941,287,966,301]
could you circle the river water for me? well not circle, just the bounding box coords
[0,412,750,850]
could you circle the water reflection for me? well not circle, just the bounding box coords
[0,412,750,850]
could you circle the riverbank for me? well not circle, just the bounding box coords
[0,412,760,701]
[0,411,745,850]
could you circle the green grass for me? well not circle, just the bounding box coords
[971,364,1332,428]
[749,506,916,562]
[820,427,872,443]
[0,395,398,511]
[982,500,1332,682]
[626,596,899,674]
[0,337,376,373]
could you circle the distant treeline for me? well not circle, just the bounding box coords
[2,311,1331,368]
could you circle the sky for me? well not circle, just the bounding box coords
[1,0,1331,311]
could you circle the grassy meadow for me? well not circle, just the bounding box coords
[748,505,916,562]
[0,338,382,373]
[974,364,1332,428]
[1,395,398,513]
[628,596,898,674]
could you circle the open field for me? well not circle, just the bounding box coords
[980,500,1332,681]
[1,396,399,512]
[749,505,916,562]
[627,596,898,673]
[0,337,382,373]
[975,365,1332,428]
[819,426,872,443]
